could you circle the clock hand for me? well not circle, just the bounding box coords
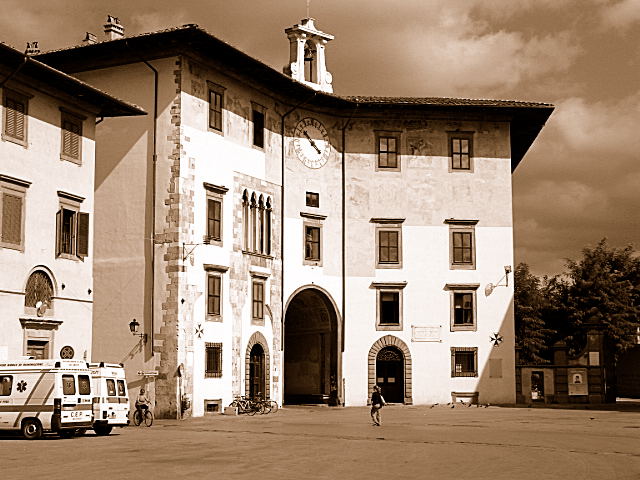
[303,130,322,154]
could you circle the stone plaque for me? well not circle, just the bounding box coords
[411,325,441,342]
[568,368,588,396]
[589,351,600,366]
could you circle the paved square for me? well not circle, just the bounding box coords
[3,405,639,479]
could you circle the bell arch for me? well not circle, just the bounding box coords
[368,335,413,405]
[245,331,270,400]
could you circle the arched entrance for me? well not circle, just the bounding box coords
[368,335,413,404]
[284,287,340,405]
[249,344,265,399]
[376,346,404,403]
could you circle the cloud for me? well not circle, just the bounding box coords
[601,0,640,29]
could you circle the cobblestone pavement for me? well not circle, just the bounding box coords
[3,405,640,480]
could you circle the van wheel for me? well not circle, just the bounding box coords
[22,419,42,440]
[94,425,112,436]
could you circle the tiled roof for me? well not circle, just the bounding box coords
[339,95,552,108]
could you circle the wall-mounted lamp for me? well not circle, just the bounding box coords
[129,318,148,343]
[484,265,513,296]
[504,265,512,286]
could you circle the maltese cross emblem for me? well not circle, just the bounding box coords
[195,324,204,338]
[490,333,504,347]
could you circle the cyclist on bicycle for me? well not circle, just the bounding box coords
[135,388,151,415]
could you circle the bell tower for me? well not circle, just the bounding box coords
[284,18,334,93]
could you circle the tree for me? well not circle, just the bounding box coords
[514,263,556,363]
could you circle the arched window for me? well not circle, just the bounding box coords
[242,190,272,256]
[304,40,317,83]
[258,195,265,254]
[250,193,257,252]
[242,190,249,250]
[265,197,272,256]
[24,270,54,311]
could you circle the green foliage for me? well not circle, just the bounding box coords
[515,239,640,364]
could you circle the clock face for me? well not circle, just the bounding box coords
[293,118,331,169]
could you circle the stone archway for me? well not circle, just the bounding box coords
[284,286,341,405]
[368,335,413,405]
[245,332,270,400]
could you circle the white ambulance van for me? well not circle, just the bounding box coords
[88,362,129,435]
[0,359,93,439]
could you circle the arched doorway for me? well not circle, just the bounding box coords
[376,346,404,403]
[284,287,340,405]
[249,344,265,399]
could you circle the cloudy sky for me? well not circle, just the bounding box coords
[2,0,638,276]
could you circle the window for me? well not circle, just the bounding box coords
[252,280,264,322]
[62,375,76,395]
[3,89,29,146]
[205,342,222,378]
[60,110,84,163]
[252,107,265,148]
[373,218,404,268]
[0,176,29,250]
[203,183,227,246]
[106,379,116,396]
[117,380,126,396]
[78,375,91,395]
[306,192,319,208]
[447,283,479,331]
[207,274,221,317]
[56,192,89,260]
[376,131,400,171]
[26,340,49,359]
[0,376,12,395]
[208,82,225,133]
[446,219,477,270]
[451,347,478,377]
[242,189,272,256]
[448,132,474,172]
[305,225,321,261]
[372,281,407,331]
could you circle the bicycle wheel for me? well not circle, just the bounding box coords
[269,400,279,413]
[133,409,142,426]
[144,410,154,427]
[260,401,271,414]
[247,401,257,416]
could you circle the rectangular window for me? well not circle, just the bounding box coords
[26,339,48,359]
[448,132,474,172]
[207,274,221,317]
[78,375,91,395]
[0,376,12,396]
[252,109,264,148]
[304,225,321,262]
[379,230,399,264]
[56,196,89,259]
[306,192,319,208]
[0,180,27,250]
[376,132,400,170]
[208,87,224,132]
[207,198,221,241]
[117,380,126,396]
[447,284,478,331]
[205,342,222,378]
[106,379,116,396]
[372,282,406,331]
[3,90,28,145]
[447,220,477,270]
[62,375,76,395]
[451,347,478,377]
[61,111,83,163]
[252,280,264,321]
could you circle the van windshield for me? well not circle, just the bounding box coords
[106,379,116,396]
[62,375,76,395]
[78,375,91,395]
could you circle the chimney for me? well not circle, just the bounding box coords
[25,41,40,56]
[104,15,124,41]
[83,32,97,45]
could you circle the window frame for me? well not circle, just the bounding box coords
[446,219,477,270]
[251,102,266,149]
[447,131,474,172]
[204,183,228,246]
[305,191,319,208]
[242,189,273,257]
[205,342,223,378]
[207,82,225,134]
[375,130,401,172]
[56,191,89,261]
[2,88,31,147]
[60,108,85,164]
[371,281,407,331]
[372,218,404,269]
[446,283,480,332]
[451,347,478,377]
[204,264,228,322]
[0,375,12,396]
[0,175,29,251]
[251,278,265,325]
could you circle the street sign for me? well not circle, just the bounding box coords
[137,371,159,376]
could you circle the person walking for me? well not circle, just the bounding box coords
[370,385,385,426]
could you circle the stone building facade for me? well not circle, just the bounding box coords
[0,42,144,363]
[38,17,553,417]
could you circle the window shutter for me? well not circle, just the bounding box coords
[55,209,62,256]
[62,119,80,159]
[5,98,25,140]
[77,212,89,258]
[1,192,22,245]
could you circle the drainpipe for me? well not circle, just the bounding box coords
[340,103,358,406]
[125,40,158,358]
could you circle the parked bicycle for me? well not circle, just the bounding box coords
[133,407,154,426]
[229,395,276,415]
